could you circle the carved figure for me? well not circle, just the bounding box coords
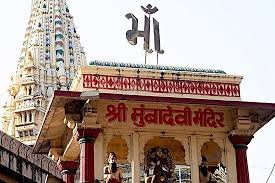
[145,147,174,183]
[104,152,123,183]
[26,51,34,66]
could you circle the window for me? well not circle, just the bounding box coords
[29,112,32,122]
[24,113,27,123]
[28,86,32,95]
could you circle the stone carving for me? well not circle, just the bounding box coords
[9,86,18,96]
[145,147,175,183]
[26,51,34,65]
[104,152,123,183]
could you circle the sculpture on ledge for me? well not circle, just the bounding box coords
[199,156,217,183]
[104,152,123,183]
[145,147,175,183]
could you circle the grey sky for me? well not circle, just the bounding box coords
[0,0,275,182]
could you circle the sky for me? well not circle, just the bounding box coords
[0,0,275,182]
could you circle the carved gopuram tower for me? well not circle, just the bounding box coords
[1,0,86,145]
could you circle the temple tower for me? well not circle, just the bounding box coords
[1,0,86,145]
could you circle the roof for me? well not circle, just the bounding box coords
[89,60,227,74]
[33,90,275,154]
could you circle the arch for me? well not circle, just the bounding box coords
[106,136,129,164]
[201,140,222,166]
[144,137,186,165]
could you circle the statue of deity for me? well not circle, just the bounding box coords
[145,147,175,183]
[26,51,34,65]
[199,156,217,183]
[104,152,123,183]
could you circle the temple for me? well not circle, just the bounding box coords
[1,0,86,145]
[1,1,275,183]
[33,60,275,183]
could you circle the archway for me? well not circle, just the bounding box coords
[200,140,227,183]
[143,137,190,183]
[106,136,131,182]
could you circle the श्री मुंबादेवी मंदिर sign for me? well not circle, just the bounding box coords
[105,103,224,128]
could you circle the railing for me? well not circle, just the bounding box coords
[21,77,36,84]
[16,100,36,110]
[15,135,37,143]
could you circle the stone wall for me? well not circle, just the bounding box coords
[0,130,62,182]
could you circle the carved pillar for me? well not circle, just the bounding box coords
[228,135,253,183]
[18,113,22,124]
[26,111,30,123]
[76,128,101,183]
[58,161,79,183]
[22,112,25,123]
[31,111,35,123]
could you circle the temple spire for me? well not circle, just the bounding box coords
[1,0,86,145]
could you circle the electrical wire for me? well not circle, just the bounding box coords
[266,163,275,183]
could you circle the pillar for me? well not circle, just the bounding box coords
[132,133,140,182]
[190,136,200,183]
[94,133,104,181]
[228,135,253,183]
[58,161,79,183]
[22,112,26,123]
[76,128,101,183]
[26,111,30,123]
[31,111,35,123]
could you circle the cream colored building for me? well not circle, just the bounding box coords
[1,0,86,145]
[34,61,275,183]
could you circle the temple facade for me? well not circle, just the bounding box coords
[1,0,86,145]
[33,61,275,183]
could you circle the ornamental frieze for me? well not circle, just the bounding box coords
[83,74,240,97]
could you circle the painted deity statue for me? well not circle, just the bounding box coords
[199,156,217,183]
[104,152,123,183]
[145,147,175,183]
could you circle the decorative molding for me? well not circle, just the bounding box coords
[75,128,102,142]
[89,60,226,74]
[228,135,253,147]
[57,161,79,172]
[83,74,240,97]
